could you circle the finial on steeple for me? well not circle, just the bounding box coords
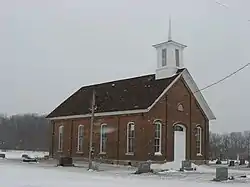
[168,16,172,41]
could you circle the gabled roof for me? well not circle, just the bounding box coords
[47,68,216,121]
[47,69,184,119]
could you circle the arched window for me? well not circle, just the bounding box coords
[196,126,202,156]
[174,125,184,131]
[58,125,64,152]
[154,121,162,155]
[126,122,135,154]
[77,125,84,153]
[100,124,107,153]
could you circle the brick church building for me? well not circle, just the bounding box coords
[47,22,215,165]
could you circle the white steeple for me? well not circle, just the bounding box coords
[153,17,187,79]
[168,16,172,41]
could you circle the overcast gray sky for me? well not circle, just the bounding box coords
[0,0,249,132]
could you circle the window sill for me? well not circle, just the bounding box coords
[125,152,134,156]
[196,153,202,157]
[154,152,162,156]
[76,152,84,154]
[99,152,106,155]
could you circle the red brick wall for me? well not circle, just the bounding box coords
[52,120,72,158]
[50,77,209,162]
[160,77,208,161]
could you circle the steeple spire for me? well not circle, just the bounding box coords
[168,16,172,41]
[153,16,187,79]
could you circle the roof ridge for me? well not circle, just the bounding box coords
[81,68,186,89]
[80,73,155,89]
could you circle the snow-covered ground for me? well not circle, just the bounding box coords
[0,151,250,186]
[0,149,49,159]
[0,159,250,186]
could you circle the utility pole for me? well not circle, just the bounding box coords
[247,135,250,167]
[88,89,95,170]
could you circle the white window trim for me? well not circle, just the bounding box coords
[175,48,180,66]
[100,124,107,154]
[154,121,162,156]
[77,124,84,153]
[126,122,135,155]
[162,48,167,66]
[58,125,64,152]
[196,126,202,156]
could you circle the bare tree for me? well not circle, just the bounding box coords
[0,114,50,151]
[210,131,250,160]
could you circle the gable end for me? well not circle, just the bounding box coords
[181,69,216,120]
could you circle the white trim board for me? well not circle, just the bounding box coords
[48,109,146,120]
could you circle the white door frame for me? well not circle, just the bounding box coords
[173,123,187,162]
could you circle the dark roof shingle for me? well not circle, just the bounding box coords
[47,69,184,118]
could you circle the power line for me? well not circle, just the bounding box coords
[194,63,250,93]
[213,0,250,23]
[215,0,229,8]
[197,0,250,93]
[192,1,250,93]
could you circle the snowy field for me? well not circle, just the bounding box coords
[0,150,250,186]
[0,159,250,186]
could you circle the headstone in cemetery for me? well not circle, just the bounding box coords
[135,161,152,174]
[22,157,38,163]
[22,155,37,162]
[21,154,29,159]
[0,153,5,158]
[239,159,245,165]
[91,161,99,171]
[228,160,235,167]
[58,156,73,167]
[216,159,222,164]
[21,154,37,163]
[181,160,193,171]
[214,167,228,181]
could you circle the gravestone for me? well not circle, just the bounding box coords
[0,153,5,158]
[216,160,222,164]
[21,154,37,163]
[215,167,228,181]
[239,159,245,165]
[135,162,151,174]
[23,158,37,163]
[21,154,29,159]
[181,160,193,170]
[58,157,73,167]
[89,161,99,171]
[229,160,235,167]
